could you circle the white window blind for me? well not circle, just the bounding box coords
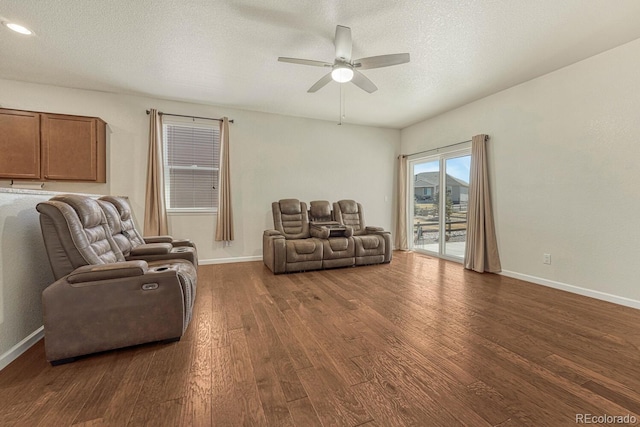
[163,121,220,211]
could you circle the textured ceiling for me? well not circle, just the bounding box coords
[2,1,640,128]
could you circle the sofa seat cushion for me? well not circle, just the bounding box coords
[285,238,323,263]
[321,237,355,269]
[322,237,355,260]
[354,235,386,257]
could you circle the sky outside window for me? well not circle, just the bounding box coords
[414,156,470,183]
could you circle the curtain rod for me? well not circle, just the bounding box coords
[146,110,234,124]
[400,135,488,158]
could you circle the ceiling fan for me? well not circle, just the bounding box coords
[278,25,410,94]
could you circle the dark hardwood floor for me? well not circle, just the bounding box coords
[1,251,640,426]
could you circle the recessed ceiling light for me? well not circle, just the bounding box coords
[3,21,33,35]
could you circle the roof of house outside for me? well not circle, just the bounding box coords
[414,172,469,188]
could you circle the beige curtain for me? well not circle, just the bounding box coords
[395,155,409,250]
[464,134,501,273]
[143,109,168,236]
[215,117,234,244]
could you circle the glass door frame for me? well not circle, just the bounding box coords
[408,146,471,263]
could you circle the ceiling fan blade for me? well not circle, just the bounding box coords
[351,70,377,93]
[278,57,332,67]
[354,53,410,70]
[307,72,333,93]
[334,25,352,61]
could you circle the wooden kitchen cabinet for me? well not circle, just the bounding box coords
[0,109,41,179]
[0,108,106,182]
[41,113,106,182]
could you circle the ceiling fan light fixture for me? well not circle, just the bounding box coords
[279,25,408,93]
[3,21,33,35]
[331,66,354,83]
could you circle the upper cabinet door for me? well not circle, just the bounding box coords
[41,113,101,181]
[0,109,41,179]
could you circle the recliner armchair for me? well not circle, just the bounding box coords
[98,196,198,267]
[37,194,197,364]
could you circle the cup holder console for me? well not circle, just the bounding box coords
[311,222,348,237]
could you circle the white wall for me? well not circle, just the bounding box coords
[0,190,55,367]
[0,79,400,262]
[170,110,399,261]
[402,38,640,305]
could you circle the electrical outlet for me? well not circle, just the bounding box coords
[543,253,551,265]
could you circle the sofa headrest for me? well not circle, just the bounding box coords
[279,199,302,215]
[97,200,122,234]
[337,199,359,214]
[309,200,331,220]
[99,196,132,220]
[50,194,103,228]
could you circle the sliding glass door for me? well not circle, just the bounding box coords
[410,150,471,261]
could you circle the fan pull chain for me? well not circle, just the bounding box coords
[338,83,346,125]
[342,85,346,120]
[338,83,342,125]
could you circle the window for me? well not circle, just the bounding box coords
[163,118,220,212]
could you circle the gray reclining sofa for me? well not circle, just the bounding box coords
[263,199,391,274]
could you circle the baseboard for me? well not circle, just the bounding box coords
[0,326,44,371]
[500,270,640,310]
[199,255,262,265]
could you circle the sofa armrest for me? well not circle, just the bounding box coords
[130,243,173,256]
[67,261,149,284]
[171,239,194,247]
[310,225,330,239]
[263,230,286,273]
[264,229,284,238]
[143,235,174,244]
[365,226,390,235]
